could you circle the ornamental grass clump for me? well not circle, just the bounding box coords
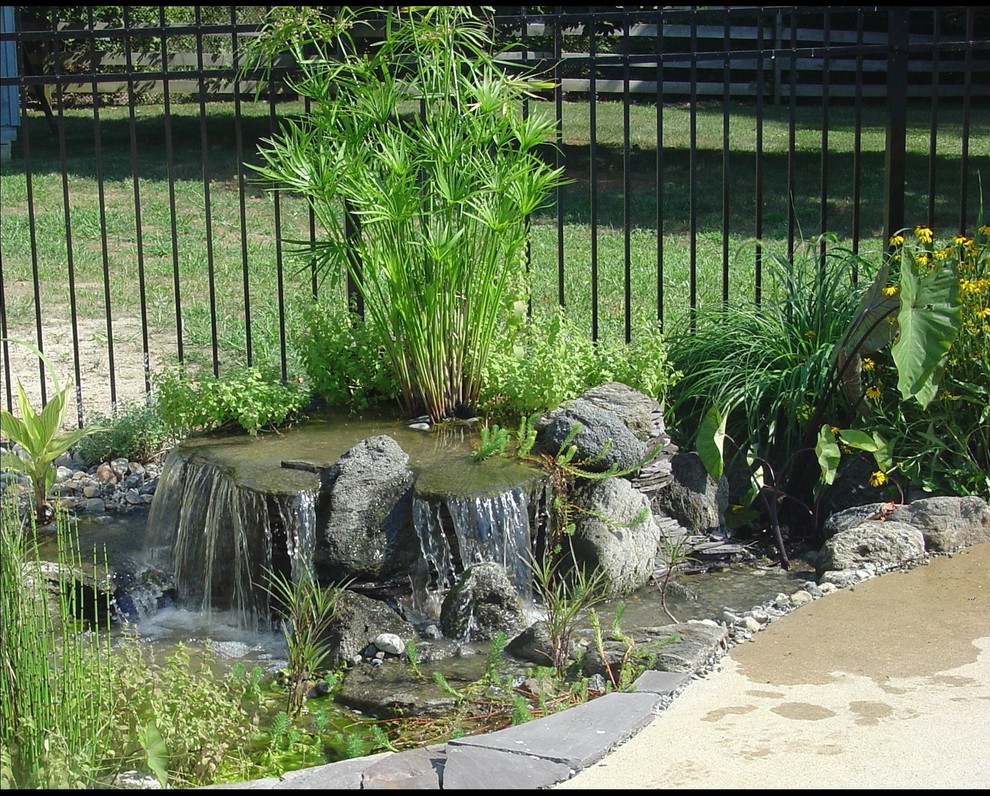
[246,6,566,423]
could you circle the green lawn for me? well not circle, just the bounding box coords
[0,96,986,403]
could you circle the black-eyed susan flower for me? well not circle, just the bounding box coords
[866,385,881,400]
[914,226,934,244]
[881,285,898,297]
[889,234,905,247]
[869,470,887,488]
[862,357,875,372]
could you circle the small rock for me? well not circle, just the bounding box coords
[374,633,405,656]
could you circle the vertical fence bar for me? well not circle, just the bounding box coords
[622,16,631,342]
[194,7,220,376]
[230,7,253,367]
[852,7,864,263]
[720,11,731,307]
[52,11,84,425]
[521,8,533,318]
[883,7,909,247]
[655,7,665,326]
[86,6,116,408]
[926,9,940,231]
[268,80,288,381]
[159,7,183,367]
[819,8,830,268]
[15,11,48,405]
[554,6,564,308]
[123,8,151,397]
[958,7,973,234]
[786,9,797,263]
[754,12,766,306]
[588,7,598,341]
[688,11,698,316]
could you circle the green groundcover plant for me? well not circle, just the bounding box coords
[245,5,567,423]
[858,224,990,499]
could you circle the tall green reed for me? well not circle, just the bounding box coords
[0,500,116,789]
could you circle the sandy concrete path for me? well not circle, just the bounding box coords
[557,543,990,790]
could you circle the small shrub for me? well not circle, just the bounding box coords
[152,365,310,436]
[290,298,400,411]
[867,224,989,499]
[76,400,173,465]
[481,306,679,421]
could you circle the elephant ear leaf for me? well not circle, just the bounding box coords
[891,258,961,408]
[696,405,727,482]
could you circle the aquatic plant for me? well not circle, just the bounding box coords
[245,6,566,422]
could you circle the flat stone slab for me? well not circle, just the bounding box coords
[441,744,572,789]
[631,669,691,695]
[362,746,445,789]
[447,691,660,769]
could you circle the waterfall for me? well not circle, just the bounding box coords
[144,449,318,629]
[410,485,541,620]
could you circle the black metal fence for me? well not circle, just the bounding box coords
[1,5,988,424]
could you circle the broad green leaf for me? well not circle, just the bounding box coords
[837,428,879,452]
[696,405,727,481]
[816,425,842,486]
[891,259,961,408]
[137,722,169,788]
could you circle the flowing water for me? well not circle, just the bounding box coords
[48,411,816,676]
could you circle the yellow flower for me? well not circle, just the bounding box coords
[914,226,933,244]
[979,224,990,238]
[866,385,881,400]
[869,471,887,488]
[954,235,970,247]
[934,248,948,261]
[862,357,875,372]
[889,234,904,248]
[803,329,816,339]
[915,253,929,267]
[881,285,898,297]
[830,425,841,435]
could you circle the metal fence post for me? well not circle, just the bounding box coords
[883,8,909,246]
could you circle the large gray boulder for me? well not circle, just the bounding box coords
[535,398,647,474]
[315,435,418,582]
[439,562,527,642]
[581,620,729,677]
[579,382,666,443]
[822,496,990,554]
[650,451,729,534]
[323,590,416,668]
[817,520,927,576]
[889,496,990,552]
[569,477,661,597]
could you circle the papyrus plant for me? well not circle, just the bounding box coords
[245,6,566,422]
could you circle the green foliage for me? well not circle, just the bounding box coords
[261,569,347,719]
[669,236,872,471]
[152,365,309,437]
[527,540,611,679]
[75,399,174,465]
[473,422,510,462]
[109,635,259,787]
[862,224,990,498]
[246,5,566,422]
[0,340,103,524]
[291,297,400,411]
[481,306,680,421]
[0,500,116,788]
